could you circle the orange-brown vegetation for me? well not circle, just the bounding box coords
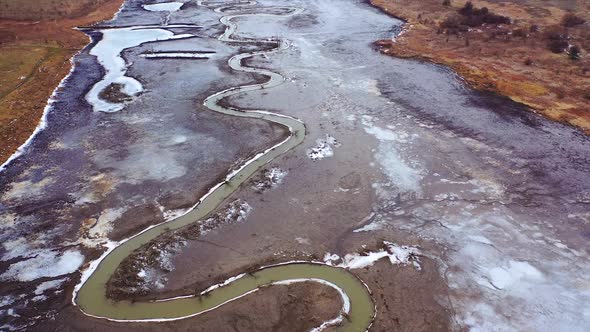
[0,0,113,20]
[371,0,590,133]
[0,0,124,165]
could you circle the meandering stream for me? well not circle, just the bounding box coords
[74,2,375,331]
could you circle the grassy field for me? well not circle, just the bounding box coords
[0,0,124,164]
[0,46,49,99]
[372,0,590,133]
[0,0,112,20]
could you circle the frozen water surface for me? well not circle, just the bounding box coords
[143,2,184,12]
[87,26,193,113]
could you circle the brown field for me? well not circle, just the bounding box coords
[371,0,590,133]
[0,0,113,20]
[0,0,124,165]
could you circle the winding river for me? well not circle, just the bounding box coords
[74,1,375,331]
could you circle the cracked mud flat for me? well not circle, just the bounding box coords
[1,0,590,331]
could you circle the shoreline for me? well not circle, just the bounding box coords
[0,0,125,167]
[368,0,590,135]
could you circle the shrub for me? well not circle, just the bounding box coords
[562,13,586,27]
[443,0,451,6]
[544,26,570,53]
[547,39,569,54]
[512,28,527,38]
[548,39,569,53]
[524,58,533,66]
[440,15,470,34]
[461,15,485,27]
[457,1,510,27]
[544,26,567,41]
[459,1,474,15]
[569,45,581,60]
[441,15,461,29]
[484,13,511,25]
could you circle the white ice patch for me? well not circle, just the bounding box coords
[89,208,125,239]
[1,249,84,282]
[365,79,381,96]
[0,296,15,307]
[34,278,67,295]
[408,202,590,331]
[140,267,169,290]
[486,260,544,290]
[2,237,32,260]
[326,242,422,270]
[198,199,252,235]
[307,135,340,161]
[2,177,54,202]
[32,295,47,302]
[231,202,252,223]
[172,135,187,144]
[323,253,341,265]
[163,208,190,221]
[267,167,287,185]
[352,212,382,233]
[143,2,184,12]
[295,237,310,245]
[363,120,423,194]
[141,52,214,59]
[364,125,407,143]
[468,235,494,246]
[353,221,384,233]
[87,26,192,113]
[253,167,288,192]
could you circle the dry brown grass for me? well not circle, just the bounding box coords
[0,0,124,164]
[371,0,590,133]
[0,0,113,20]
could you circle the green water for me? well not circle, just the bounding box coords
[77,263,374,331]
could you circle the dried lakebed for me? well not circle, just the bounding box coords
[74,2,375,331]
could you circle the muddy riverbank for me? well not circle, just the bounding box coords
[369,0,590,133]
[0,0,125,165]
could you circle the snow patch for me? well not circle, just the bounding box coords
[323,253,341,265]
[89,208,125,239]
[2,237,32,260]
[163,208,190,221]
[141,52,214,59]
[295,237,310,245]
[307,135,340,161]
[143,2,184,12]
[0,296,15,308]
[1,249,84,282]
[87,26,193,113]
[34,278,67,295]
[486,260,544,290]
[353,221,384,233]
[252,167,288,192]
[363,120,423,194]
[32,295,48,302]
[200,200,252,235]
[325,242,422,270]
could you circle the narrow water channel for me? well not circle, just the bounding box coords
[74,2,375,331]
